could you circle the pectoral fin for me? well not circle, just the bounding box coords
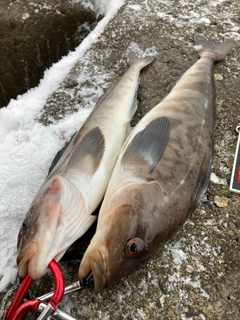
[67,126,105,175]
[121,117,170,172]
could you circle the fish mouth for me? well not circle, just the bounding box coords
[89,256,106,292]
[78,247,108,292]
[17,241,50,280]
[17,222,75,280]
[17,255,29,279]
[17,246,66,280]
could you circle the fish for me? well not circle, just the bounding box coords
[78,35,234,292]
[16,53,155,280]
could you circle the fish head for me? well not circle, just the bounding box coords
[17,175,86,280]
[78,181,170,291]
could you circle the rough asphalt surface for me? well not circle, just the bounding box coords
[0,0,97,107]
[0,0,240,319]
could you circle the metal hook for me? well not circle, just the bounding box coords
[38,302,77,320]
[37,272,93,302]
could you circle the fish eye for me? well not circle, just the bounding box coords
[22,217,29,230]
[125,237,146,258]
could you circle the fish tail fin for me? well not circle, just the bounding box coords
[195,34,234,61]
[128,51,156,68]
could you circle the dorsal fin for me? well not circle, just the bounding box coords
[93,80,120,110]
[47,132,77,176]
[67,126,105,175]
[121,117,170,173]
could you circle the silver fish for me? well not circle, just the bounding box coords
[78,35,234,292]
[17,53,155,280]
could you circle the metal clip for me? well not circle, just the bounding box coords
[4,262,93,319]
[36,303,55,320]
[37,272,93,302]
[4,260,64,320]
[38,302,77,320]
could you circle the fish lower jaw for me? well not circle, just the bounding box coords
[89,256,107,292]
[17,258,46,280]
[28,262,49,280]
[18,252,50,280]
[17,258,29,279]
[78,257,107,292]
[21,255,46,280]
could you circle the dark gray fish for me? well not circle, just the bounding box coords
[78,35,234,292]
